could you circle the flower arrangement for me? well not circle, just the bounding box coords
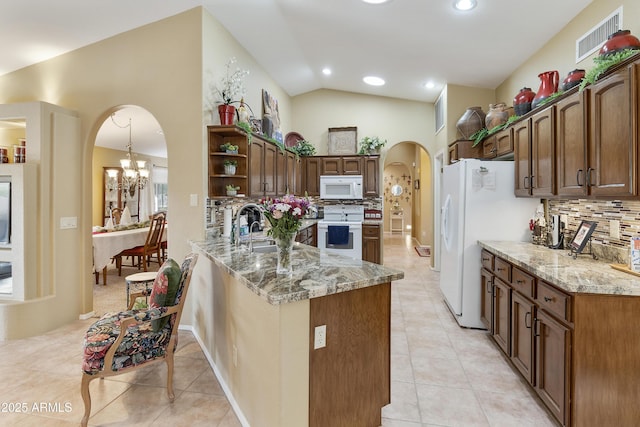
[358,136,387,155]
[216,57,249,105]
[260,195,310,240]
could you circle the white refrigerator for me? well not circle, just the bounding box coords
[439,159,539,329]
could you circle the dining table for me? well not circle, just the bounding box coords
[92,225,167,285]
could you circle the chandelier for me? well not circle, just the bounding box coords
[107,114,149,198]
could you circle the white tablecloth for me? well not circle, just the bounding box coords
[92,226,167,272]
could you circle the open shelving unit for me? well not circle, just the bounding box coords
[207,125,250,198]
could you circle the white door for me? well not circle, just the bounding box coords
[439,161,464,315]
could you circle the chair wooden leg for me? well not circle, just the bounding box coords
[81,373,96,427]
[116,256,122,276]
[94,271,99,285]
[102,266,107,286]
[166,346,175,402]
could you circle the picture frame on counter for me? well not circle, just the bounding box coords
[569,220,597,255]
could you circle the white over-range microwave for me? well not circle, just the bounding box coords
[319,175,363,200]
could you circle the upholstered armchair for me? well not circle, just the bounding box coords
[80,253,198,427]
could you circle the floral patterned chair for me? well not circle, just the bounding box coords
[80,253,198,427]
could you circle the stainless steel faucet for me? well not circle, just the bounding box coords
[233,203,264,248]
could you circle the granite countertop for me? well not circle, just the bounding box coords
[190,236,404,305]
[479,240,640,296]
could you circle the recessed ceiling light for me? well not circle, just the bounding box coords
[363,76,385,86]
[362,0,390,4]
[424,81,435,89]
[453,0,477,11]
[322,67,332,76]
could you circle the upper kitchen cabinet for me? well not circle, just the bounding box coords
[207,126,249,198]
[248,134,278,197]
[321,156,362,175]
[556,89,588,197]
[362,155,380,197]
[587,62,638,198]
[303,157,322,196]
[514,106,555,197]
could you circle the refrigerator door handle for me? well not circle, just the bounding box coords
[442,194,452,251]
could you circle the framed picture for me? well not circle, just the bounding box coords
[328,126,357,155]
[569,220,597,254]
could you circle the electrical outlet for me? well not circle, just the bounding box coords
[610,219,620,239]
[314,325,326,349]
[560,214,568,227]
[233,345,238,367]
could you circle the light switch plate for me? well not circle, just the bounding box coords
[314,325,326,349]
[190,194,198,207]
[60,216,77,229]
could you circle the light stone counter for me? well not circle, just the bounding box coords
[190,236,404,305]
[479,240,640,296]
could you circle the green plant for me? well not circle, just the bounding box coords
[236,121,253,144]
[291,140,316,157]
[358,136,387,155]
[536,90,565,108]
[579,49,639,91]
[471,114,521,147]
[220,142,239,152]
[223,159,237,167]
[226,184,240,191]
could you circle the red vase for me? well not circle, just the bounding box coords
[513,87,536,116]
[218,104,236,125]
[562,69,585,91]
[531,71,559,110]
[599,30,640,57]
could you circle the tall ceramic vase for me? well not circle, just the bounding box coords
[275,233,296,275]
[531,71,559,110]
[218,104,236,125]
[485,103,509,130]
[456,107,486,140]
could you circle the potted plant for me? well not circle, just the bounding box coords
[223,159,237,175]
[358,136,387,155]
[215,57,249,125]
[220,142,239,154]
[291,139,316,157]
[226,184,240,197]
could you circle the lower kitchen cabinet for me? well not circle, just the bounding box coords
[362,223,382,264]
[511,291,535,385]
[296,223,317,247]
[492,277,511,356]
[479,268,493,330]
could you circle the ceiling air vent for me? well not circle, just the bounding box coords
[576,7,622,63]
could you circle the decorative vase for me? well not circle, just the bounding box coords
[562,69,586,91]
[275,233,296,275]
[485,102,509,130]
[456,107,486,140]
[531,70,559,110]
[513,87,536,116]
[599,30,640,57]
[224,165,236,175]
[226,189,237,197]
[218,104,236,125]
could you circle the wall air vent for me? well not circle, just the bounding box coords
[576,7,622,63]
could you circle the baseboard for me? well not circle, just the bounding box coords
[178,324,250,427]
[78,311,95,320]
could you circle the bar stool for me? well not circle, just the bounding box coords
[125,271,156,307]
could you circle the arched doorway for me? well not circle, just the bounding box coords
[383,142,433,262]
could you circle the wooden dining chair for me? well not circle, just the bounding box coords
[115,212,166,275]
[81,253,198,427]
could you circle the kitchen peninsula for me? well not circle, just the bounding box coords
[479,241,640,426]
[190,236,403,427]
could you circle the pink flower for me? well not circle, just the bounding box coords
[273,209,283,219]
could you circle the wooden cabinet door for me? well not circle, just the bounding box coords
[530,106,556,197]
[304,157,321,196]
[495,128,514,157]
[294,156,303,196]
[511,291,535,385]
[249,138,265,197]
[362,224,381,264]
[321,157,341,175]
[285,151,296,195]
[556,91,588,197]
[480,268,493,331]
[363,156,380,197]
[513,119,531,197]
[535,309,571,427]
[263,142,278,196]
[492,277,511,355]
[482,135,497,159]
[276,150,287,196]
[342,156,362,175]
[448,143,458,164]
[588,65,636,197]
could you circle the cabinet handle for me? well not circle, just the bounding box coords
[482,257,490,262]
[516,279,525,284]
[524,176,529,189]
[486,281,492,294]
[533,318,540,337]
[576,169,583,187]
[543,296,554,302]
[586,167,594,187]
[530,175,535,188]
[525,312,532,329]
[497,267,505,272]
[491,147,497,153]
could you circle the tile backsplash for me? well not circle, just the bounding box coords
[547,199,640,263]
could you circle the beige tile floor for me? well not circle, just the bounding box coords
[0,234,558,426]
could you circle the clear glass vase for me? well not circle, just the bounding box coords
[275,233,296,275]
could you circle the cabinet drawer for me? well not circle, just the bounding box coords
[537,280,571,322]
[494,257,511,283]
[363,225,380,237]
[481,250,494,271]
[511,267,534,299]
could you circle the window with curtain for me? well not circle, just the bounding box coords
[153,166,168,212]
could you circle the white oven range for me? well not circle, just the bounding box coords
[317,205,364,260]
